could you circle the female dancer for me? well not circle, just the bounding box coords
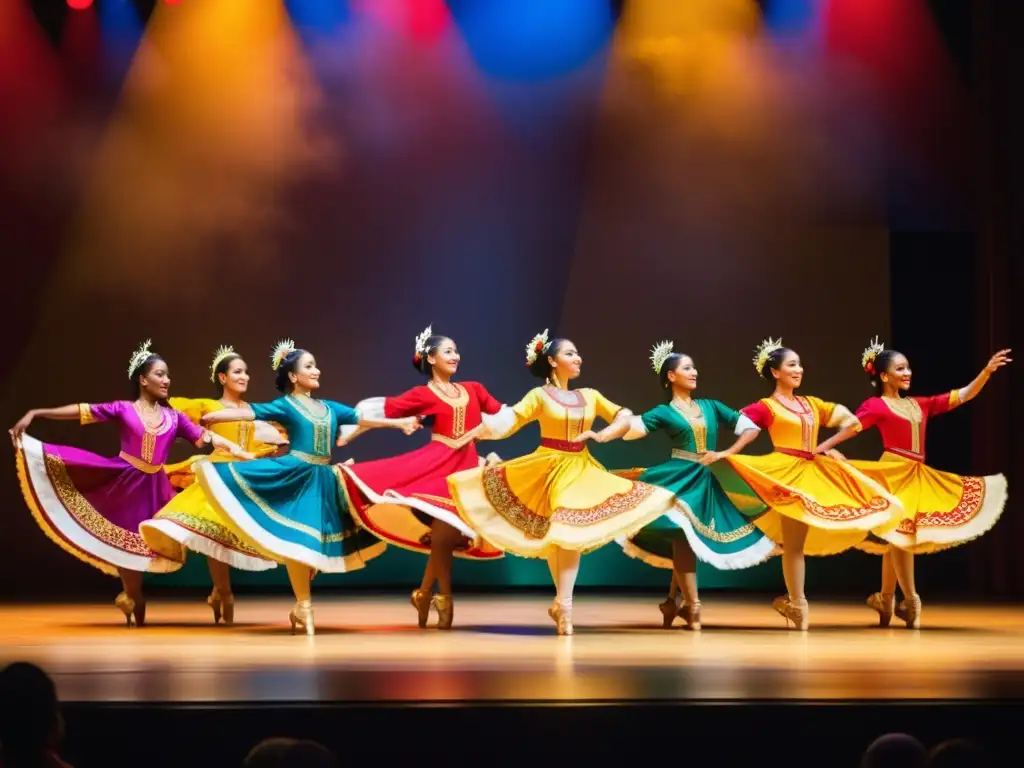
[447,329,677,635]
[590,342,774,630]
[720,338,905,630]
[195,340,422,635]
[813,339,1010,628]
[10,341,253,626]
[337,326,505,630]
[139,346,289,626]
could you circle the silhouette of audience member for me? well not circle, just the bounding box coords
[861,733,928,768]
[244,737,334,767]
[0,662,72,768]
[926,739,992,768]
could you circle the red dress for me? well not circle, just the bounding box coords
[340,381,504,560]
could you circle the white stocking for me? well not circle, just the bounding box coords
[545,547,581,610]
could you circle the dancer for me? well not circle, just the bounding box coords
[592,342,774,630]
[448,330,677,635]
[720,338,905,630]
[139,345,289,626]
[337,326,505,630]
[813,339,1010,628]
[195,340,422,635]
[10,340,254,627]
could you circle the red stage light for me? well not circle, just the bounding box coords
[66,0,93,10]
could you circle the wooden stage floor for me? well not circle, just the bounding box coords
[3,595,1023,704]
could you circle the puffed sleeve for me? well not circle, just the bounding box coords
[251,398,291,423]
[383,387,432,419]
[854,397,886,431]
[624,406,664,441]
[740,400,773,430]
[78,401,124,426]
[326,400,359,427]
[711,400,760,435]
[481,387,543,440]
[809,396,862,432]
[174,410,207,446]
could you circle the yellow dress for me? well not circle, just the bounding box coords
[722,394,905,556]
[139,398,284,571]
[447,385,677,557]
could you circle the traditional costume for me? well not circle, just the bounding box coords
[339,328,505,561]
[14,341,207,577]
[196,341,386,573]
[722,338,906,556]
[616,341,774,572]
[852,338,1007,555]
[140,346,285,572]
[448,330,677,556]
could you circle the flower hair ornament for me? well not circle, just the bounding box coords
[752,337,784,376]
[525,328,550,367]
[127,339,154,379]
[862,335,885,376]
[650,340,674,375]
[413,324,433,365]
[271,339,296,371]
[209,345,237,382]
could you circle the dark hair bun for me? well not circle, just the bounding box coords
[412,335,448,376]
[761,347,793,381]
[528,338,567,381]
[274,349,307,393]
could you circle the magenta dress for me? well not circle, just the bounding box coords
[15,401,207,575]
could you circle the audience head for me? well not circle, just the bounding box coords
[0,662,64,761]
[926,739,991,768]
[244,738,334,768]
[861,733,927,768]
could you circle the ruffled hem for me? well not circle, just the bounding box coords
[196,461,386,573]
[617,503,779,571]
[339,464,502,561]
[139,519,279,571]
[16,435,181,575]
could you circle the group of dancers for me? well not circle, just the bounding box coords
[9,327,1010,635]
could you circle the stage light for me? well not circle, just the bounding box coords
[67,0,93,11]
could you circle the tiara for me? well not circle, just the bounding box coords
[210,345,237,382]
[752,337,784,375]
[525,328,550,367]
[861,335,885,374]
[271,338,296,371]
[413,324,432,363]
[650,340,674,374]
[127,339,153,379]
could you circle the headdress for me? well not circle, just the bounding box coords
[861,335,885,375]
[271,339,296,371]
[127,339,154,379]
[210,345,237,382]
[525,328,550,367]
[650,340,674,374]
[752,337,784,375]
[412,324,433,365]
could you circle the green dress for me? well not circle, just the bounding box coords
[616,400,775,570]
[197,394,386,572]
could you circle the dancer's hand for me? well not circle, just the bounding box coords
[698,450,725,466]
[985,349,1012,374]
[9,412,33,446]
[399,416,422,436]
[484,452,501,466]
[824,448,847,461]
[573,430,599,443]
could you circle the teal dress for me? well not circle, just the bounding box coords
[616,400,775,570]
[196,394,386,572]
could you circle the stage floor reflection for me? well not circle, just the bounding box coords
[2,595,1022,703]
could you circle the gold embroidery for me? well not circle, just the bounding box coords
[290,450,331,465]
[541,387,587,440]
[916,476,986,529]
[154,509,264,556]
[287,395,331,456]
[141,431,156,464]
[949,389,961,408]
[551,483,655,526]
[671,449,702,462]
[237,420,253,450]
[674,501,756,543]
[431,432,477,450]
[882,396,923,455]
[766,485,891,522]
[79,403,95,425]
[44,452,153,555]
[227,463,349,543]
[671,400,708,453]
[770,396,816,453]
[118,451,163,474]
[428,382,469,439]
[482,466,550,538]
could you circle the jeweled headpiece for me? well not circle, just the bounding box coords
[861,335,885,375]
[127,339,154,379]
[413,324,433,365]
[210,344,237,382]
[525,328,550,367]
[752,337,784,375]
[271,339,296,371]
[650,340,674,374]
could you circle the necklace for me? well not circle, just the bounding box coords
[432,379,459,399]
